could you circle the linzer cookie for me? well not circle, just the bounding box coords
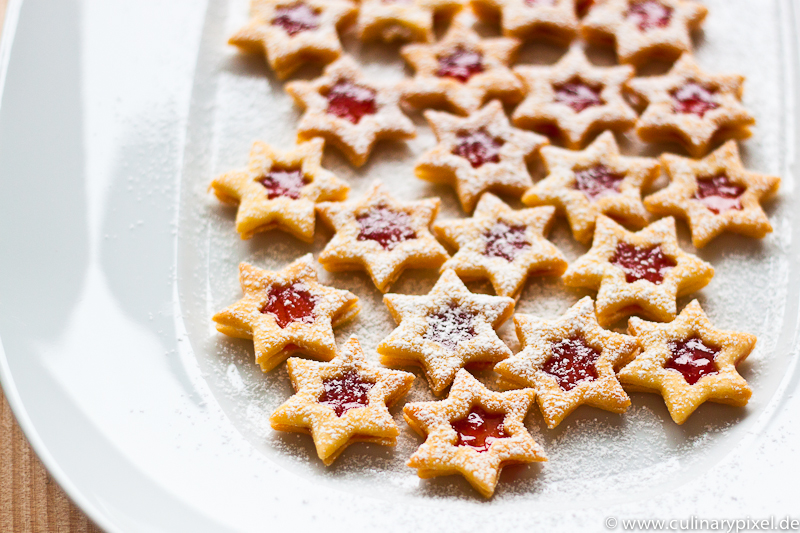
[316,182,449,292]
[404,369,546,498]
[619,300,755,425]
[563,215,714,326]
[495,296,638,428]
[512,46,637,149]
[433,193,567,298]
[229,0,356,80]
[286,55,416,167]
[646,141,780,248]
[470,0,579,45]
[270,336,415,465]
[522,130,660,243]
[626,54,756,157]
[212,254,360,372]
[357,0,464,43]
[581,0,707,66]
[399,20,524,115]
[210,138,349,241]
[378,269,515,394]
[415,100,549,212]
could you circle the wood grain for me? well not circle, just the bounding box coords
[0,0,101,530]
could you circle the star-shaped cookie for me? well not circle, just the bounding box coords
[512,46,637,149]
[229,0,357,80]
[404,369,546,498]
[415,100,549,213]
[378,269,515,394]
[399,20,524,115]
[646,141,780,248]
[270,336,415,465]
[522,130,660,243]
[626,54,756,157]
[471,0,579,45]
[433,193,567,297]
[212,254,360,372]
[210,138,349,241]
[495,296,638,428]
[563,215,714,326]
[619,300,755,424]
[316,181,449,292]
[581,0,708,67]
[356,0,464,43]
[286,55,416,167]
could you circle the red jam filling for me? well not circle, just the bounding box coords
[554,79,603,113]
[319,371,375,417]
[543,337,600,391]
[436,47,485,83]
[610,242,677,284]
[665,336,719,385]
[271,3,320,36]
[483,222,531,262]
[259,167,309,200]
[424,304,476,351]
[260,284,317,328]
[626,0,673,32]
[574,164,625,201]
[577,0,595,17]
[356,206,417,250]
[451,129,504,168]
[671,82,720,118]
[451,406,509,453]
[325,80,378,124]
[694,173,745,214]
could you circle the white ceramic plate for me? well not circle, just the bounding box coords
[2,0,800,531]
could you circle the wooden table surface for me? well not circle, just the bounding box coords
[0,0,102,531]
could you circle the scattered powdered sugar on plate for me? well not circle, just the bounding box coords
[174,0,793,508]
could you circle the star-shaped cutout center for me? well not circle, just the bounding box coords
[471,0,579,44]
[404,369,546,498]
[522,130,660,243]
[581,0,707,66]
[377,269,515,394]
[618,300,755,424]
[646,140,780,248]
[356,0,463,43]
[416,100,549,212]
[210,138,349,241]
[512,46,637,149]
[399,19,524,115]
[316,181,449,292]
[229,0,356,80]
[286,55,416,167]
[626,53,756,157]
[212,254,360,371]
[495,296,639,428]
[434,193,567,297]
[563,215,714,326]
[270,336,415,465]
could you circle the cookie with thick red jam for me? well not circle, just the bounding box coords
[563,215,714,326]
[404,369,546,497]
[316,181,449,292]
[495,296,638,428]
[270,336,415,465]
[229,0,356,79]
[210,138,349,242]
[212,254,360,372]
[645,141,779,248]
[619,300,755,424]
